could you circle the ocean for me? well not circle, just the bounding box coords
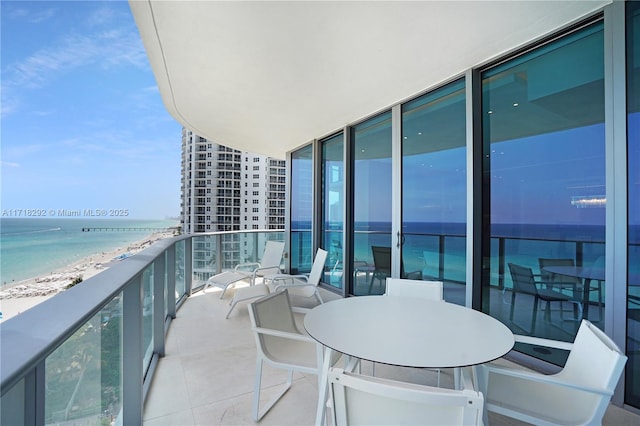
[0,218,178,286]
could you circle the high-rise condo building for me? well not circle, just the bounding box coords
[180,128,286,277]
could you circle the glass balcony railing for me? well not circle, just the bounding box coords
[0,230,283,425]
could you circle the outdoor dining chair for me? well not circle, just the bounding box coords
[385,278,445,386]
[248,289,339,421]
[328,366,484,425]
[477,319,627,425]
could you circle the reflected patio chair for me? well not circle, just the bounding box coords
[477,319,627,425]
[368,246,422,295]
[508,263,577,334]
[328,366,483,425]
[266,248,328,305]
[235,240,285,284]
[248,289,336,421]
[369,246,392,294]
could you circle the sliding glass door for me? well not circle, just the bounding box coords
[351,112,392,295]
[401,79,467,305]
[481,22,605,352]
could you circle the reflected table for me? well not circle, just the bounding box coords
[542,266,604,320]
[304,296,514,425]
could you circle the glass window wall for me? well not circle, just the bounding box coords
[481,22,605,359]
[290,145,314,274]
[351,112,393,295]
[321,133,345,288]
[626,0,640,408]
[401,79,467,304]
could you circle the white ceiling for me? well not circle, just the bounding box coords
[130,0,610,159]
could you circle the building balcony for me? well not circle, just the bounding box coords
[2,231,638,424]
[143,283,639,426]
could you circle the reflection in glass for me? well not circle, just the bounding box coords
[401,79,466,304]
[352,112,392,295]
[321,134,344,289]
[626,0,640,408]
[290,145,313,274]
[482,22,605,354]
[45,297,122,425]
[175,240,186,298]
[142,264,154,374]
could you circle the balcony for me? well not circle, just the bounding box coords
[1,231,638,425]
[143,283,639,426]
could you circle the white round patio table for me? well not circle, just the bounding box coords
[304,295,514,425]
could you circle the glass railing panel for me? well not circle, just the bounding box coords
[1,378,25,425]
[191,232,285,288]
[165,251,169,318]
[192,235,217,285]
[175,240,186,297]
[44,296,122,425]
[142,264,154,374]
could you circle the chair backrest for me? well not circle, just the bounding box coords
[307,248,329,286]
[260,241,285,268]
[508,263,538,295]
[538,258,580,284]
[329,368,483,425]
[372,246,392,274]
[248,289,298,356]
[385,278,443,301]
[556,320,627,421]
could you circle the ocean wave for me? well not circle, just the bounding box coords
[1,227,62,236]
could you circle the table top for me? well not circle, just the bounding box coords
[303,296,514,369]
[543,265,605,281]
[544,265,640,286]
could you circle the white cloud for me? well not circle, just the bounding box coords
[2,8,148,114]
[7,7,54,23]
[1,161,20,168]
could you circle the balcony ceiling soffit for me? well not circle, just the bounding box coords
[130,0,610,159]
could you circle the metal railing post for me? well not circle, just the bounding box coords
[153,254,166,357]
[166,244,177,319]
[122,276,143,425]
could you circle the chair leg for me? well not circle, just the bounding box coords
[252,358,263,421]
[531,297,539,334]
[253,359,293,422]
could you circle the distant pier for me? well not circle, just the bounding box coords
[82,227,179,233]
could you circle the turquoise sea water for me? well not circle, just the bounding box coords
[1,218,178,286]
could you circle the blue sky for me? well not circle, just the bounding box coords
[1,1,181,220]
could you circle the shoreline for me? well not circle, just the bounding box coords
[0,230,176,322]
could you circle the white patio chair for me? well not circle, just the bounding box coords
[384,278,445,385]
[266,248,328,305]
[248,289,338,421]
[328,366,484,425]
[235,240,284,284]
[385,277,443,300]
[477,319,627,425]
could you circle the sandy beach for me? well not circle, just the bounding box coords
[0,230,176,322]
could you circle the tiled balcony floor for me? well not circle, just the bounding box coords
[144,282,639,425]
